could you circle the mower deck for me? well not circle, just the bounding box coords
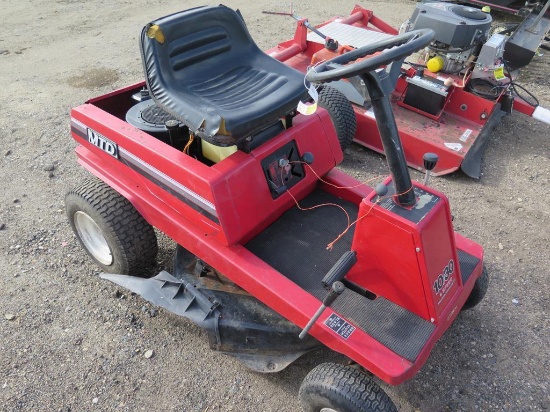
[359,98,507,176]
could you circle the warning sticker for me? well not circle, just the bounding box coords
[297,100,317,115]
[444,142,463,152]
[459,129,473,142]
[324,313,356,340]
[297,84,319,116]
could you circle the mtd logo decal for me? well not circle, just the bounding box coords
[87,128,119,158]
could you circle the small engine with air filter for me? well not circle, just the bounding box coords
[399,2,500,117]
[126,90,189,146]
[406,2,493,74]
[125,90,237,163]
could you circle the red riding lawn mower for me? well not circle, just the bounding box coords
[265,1,550,178]
[67,5,489,411]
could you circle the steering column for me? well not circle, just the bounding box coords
[306,29,434,206]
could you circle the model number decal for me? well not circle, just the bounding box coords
[87,128,118,158]
[433,259,454,296]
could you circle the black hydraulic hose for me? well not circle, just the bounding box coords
[503,59,540,107]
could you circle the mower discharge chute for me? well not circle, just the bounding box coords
[265,2,549,178]
[66,5,488,411]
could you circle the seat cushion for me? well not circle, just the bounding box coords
[141,5,309,146]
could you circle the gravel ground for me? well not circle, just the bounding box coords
[0,0,548,411]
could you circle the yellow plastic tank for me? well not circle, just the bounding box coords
[201,140,237,163]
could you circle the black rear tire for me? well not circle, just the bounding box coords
[317,85,357,150]
[65,178,158,275]
[462,266,489,310]
[299,362,397,412]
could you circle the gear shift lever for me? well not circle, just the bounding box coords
[423,153,438,186]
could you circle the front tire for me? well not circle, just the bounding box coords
[299,362,397,412]
[462,266,489,310]
[65,178,158,275]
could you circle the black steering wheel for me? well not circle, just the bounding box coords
[305,29,435,83]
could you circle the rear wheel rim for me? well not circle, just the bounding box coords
[74,211,113,266]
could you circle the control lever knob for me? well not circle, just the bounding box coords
[375,183,388,197]
[323,281,345,306]
[301,152,314,165]
[423,152,439,186]
[299,281,345,339]
[423,152,439,171]
[325,38,338,51]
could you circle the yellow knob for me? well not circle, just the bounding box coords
[481,6,491,13]
[147,24,165,44]
[427,56,444,73]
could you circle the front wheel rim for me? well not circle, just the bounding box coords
[74,211,113,266]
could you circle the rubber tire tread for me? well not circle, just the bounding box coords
[65,177,158,275]
[462,266,489,310]
[299,362,397,412]
[317,85,357,150]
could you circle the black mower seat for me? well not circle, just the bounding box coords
[140,5,309,146]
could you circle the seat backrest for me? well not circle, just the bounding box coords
[141,6,308,146]
[147,7,256,83]
[140,6,261,141]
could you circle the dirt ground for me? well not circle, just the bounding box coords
[1,0,548,411]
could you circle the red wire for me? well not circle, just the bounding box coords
[283,161,415,250]
[293,161,382,189]
[285,188,352,234]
